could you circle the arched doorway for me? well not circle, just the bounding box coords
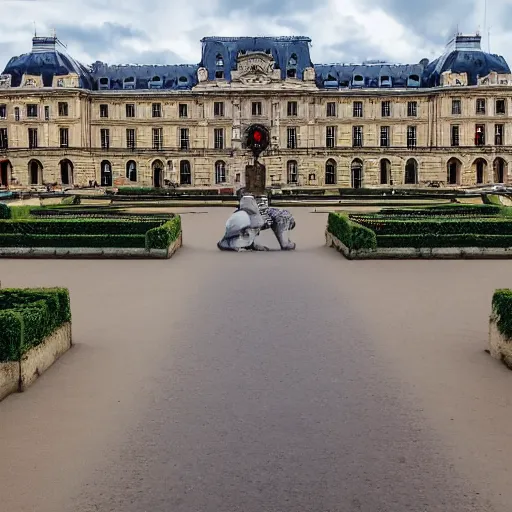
[494,157,507,183]
[325,159,337,185]
[215,160,226,184]
[0,159,12,187]
[287,160,298,184]
[126,160,137,182]
[447,158,462,185]
[404,158,418,184]
[351,159,363,189]
[152,159,164,188]
[28,159,43,185]
[473,158,487,185]
[380,159,391,185]
[100,160,112,187]
[59,159,74,186]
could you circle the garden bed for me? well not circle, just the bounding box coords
[326,204,512,259]
[489,290,512,370]
[0,204,182,258]
[0,288,72,401]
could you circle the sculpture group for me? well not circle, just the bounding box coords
[217,195,296,252]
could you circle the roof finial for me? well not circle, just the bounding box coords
[33,21,36,37]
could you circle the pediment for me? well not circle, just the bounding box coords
[232,51,281,85]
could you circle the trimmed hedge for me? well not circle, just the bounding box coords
[492,289,512,340]
[0,203,11,219]
[377,234,512,249]
[0,288,71,362]
[0,219,162,236]
[0,234,146,248]
[60,195,81,205]
[327,213,377,251]
[116,187,219,196]
[378,204,502,217]
[146,215,182,250]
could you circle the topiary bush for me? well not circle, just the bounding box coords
[0,288,71,362]
[0,203,11,219]
[492,289,512,340]
[327,213,377,251]
[145,215,182,250]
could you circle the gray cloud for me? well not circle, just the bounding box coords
[214,0,321,15]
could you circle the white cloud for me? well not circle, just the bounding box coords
[0,0,511,68]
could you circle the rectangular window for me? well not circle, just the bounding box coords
[100,128,110,149]
[352,126,363,147]
[452,99,461,115]
[152,103,162,118]
[380,126,390,147]
[27,104,38,118]
[126,104,135,118]
[44,106,50,121]
[407,126,417,148]
[326,102,336,117]
[99,104,109,118]
[407,101,418,117]
[179,104,188,118]
[287,127,297,149]
[180,128,189,150]
[14,107,20,121]
[28,128,38,148]
[287,101,298,117]
[214,128,224,149]
[496,99,506,115]
[153,128,163,150]
[0,128,8,149]
[326,126,336,148]
[59,128,69,148]
[495,124,504,146]
[214,101,224,117]
[353,101,363,117]
[0,104,6,119]
[475,124,486,145]
[451,125,460,147]
[381,101,390,117]
[58,102,68,116]
[252,101,262,116]
[126,128,136,149]
[476,98,486,115]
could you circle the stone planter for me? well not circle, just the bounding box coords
[488,315,512,370]
[0,322,72,402]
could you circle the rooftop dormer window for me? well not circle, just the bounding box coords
[407,74,420,87]
[123,77,135,90]
[287,53,297,78]
[380,75,391,87]
[216,54,224,67]
[149,75,163,89]
[179,76,188,84]
[99,77,110,90]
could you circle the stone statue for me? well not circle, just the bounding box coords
[217,195,296,251]
[197,67,208,82]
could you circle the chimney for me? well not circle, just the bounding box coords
[32,36,57,53]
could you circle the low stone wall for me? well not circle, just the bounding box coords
[0,232,182,259]
[0,322,72,402]
[489,316,512,370]
[326,231,512,260]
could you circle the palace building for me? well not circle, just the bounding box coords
[1,33,512,190]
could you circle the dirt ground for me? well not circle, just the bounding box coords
[0,207,511,512]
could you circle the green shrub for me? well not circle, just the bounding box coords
[377,234,512,249]
[0,203,11,219]
[492,289,512,340]
[60,195,81,205]
[9,205,37,220]
[0,234,146,248]
[145,215,182,250]
[0,288,71,362]
[327,213,377,251]
[378,204,502,217]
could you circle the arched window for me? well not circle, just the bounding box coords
[474,158,487,184]
[287,160,298,184]
[215,160,226,184]
[380,159,391,185]
[100,160,112,187]
[351,159,363,189]
[180,160,192,185]
[325,159,337,185]
[215,54,224,67]
[126,160,137,182]
[494,157,507,183]
[59,159,73,185]
[404,158,418,185]
[447,158,462,185]
[152,160,164,188]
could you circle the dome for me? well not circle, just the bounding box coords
[2,36,92,88]
[423,34,510,87]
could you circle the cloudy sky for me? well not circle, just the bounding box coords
[0,0,510,69]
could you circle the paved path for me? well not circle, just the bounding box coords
[1,208,512,512]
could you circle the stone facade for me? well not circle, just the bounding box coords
[1,36,512,191]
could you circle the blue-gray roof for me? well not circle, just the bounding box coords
[1,33,510,91]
